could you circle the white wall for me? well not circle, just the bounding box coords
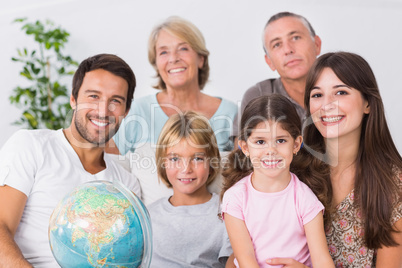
[1,0,401,152]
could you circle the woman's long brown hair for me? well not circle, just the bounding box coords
[293,52,402,249]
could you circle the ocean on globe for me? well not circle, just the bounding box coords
[48,180,152,268]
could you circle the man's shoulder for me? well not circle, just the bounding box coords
[241,78,282,106]
[245,78,281,95]
[5,129,58,148]
[13,128,55,137]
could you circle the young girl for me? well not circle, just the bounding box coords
[286,52,402,267]
[221,94,335,268]
[148,111,234,267]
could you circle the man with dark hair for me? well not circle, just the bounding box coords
[232,12,322,141]
[0,54,140,267]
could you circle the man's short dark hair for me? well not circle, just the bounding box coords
[72,54,136,111]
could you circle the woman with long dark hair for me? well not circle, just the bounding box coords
[270,51,402,267]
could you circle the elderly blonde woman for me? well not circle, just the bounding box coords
[108,16,237,156]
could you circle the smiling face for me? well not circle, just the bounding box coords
[164,138,210,199]
[240,121,302,182]
[264,16,321,82]
[309,68,370,141]
[155,30,204,90]
[70,69,128,146]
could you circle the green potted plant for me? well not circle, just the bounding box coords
[10,18,78,129]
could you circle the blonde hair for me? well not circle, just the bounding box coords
[156,111,220,188]
[148,16,210,90]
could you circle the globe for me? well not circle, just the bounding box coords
[48,180,152,267]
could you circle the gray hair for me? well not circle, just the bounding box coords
[262,12,316,55]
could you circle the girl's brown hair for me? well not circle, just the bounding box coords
[295,51,402,249]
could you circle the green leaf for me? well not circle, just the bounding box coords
[37,76,49,83]
[11,17,77,130]
[20,70,33,80]
[58,67,65,74]
[23,111,38,129]
[53,81,60,89]
[13,18,27,23]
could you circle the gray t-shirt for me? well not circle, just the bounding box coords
[232,78,306,139]
[148,193,232,268]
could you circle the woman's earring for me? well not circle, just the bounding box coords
[294,151,298,156]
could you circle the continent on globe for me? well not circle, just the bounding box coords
[49,180,152,268]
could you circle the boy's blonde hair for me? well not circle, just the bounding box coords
[156,111,220,188]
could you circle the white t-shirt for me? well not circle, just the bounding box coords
[0,129,141,268]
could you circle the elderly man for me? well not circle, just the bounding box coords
[232,12,321,140]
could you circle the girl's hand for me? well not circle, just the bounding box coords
[266,258,308,268]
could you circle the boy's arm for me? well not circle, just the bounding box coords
[224,213,259,268]
[0,185,32,267]
[304,212,335,267]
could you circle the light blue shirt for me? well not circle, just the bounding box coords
[114,93,238,154]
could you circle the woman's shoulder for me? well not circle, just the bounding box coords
[133,93,158,105]
[390,168,402,225]
[208,95,237,118]
[216,96,237,110]
[126,92,162,116]
[393,167,402,185]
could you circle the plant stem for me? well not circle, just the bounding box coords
[46,57,52,113]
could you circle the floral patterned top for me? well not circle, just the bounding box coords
[325,174,402,268]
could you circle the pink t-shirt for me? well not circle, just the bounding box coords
[221,172,324,268]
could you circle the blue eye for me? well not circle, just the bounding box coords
[111,99,122,104]
[169,157,179,162]
[193,157,204,162]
